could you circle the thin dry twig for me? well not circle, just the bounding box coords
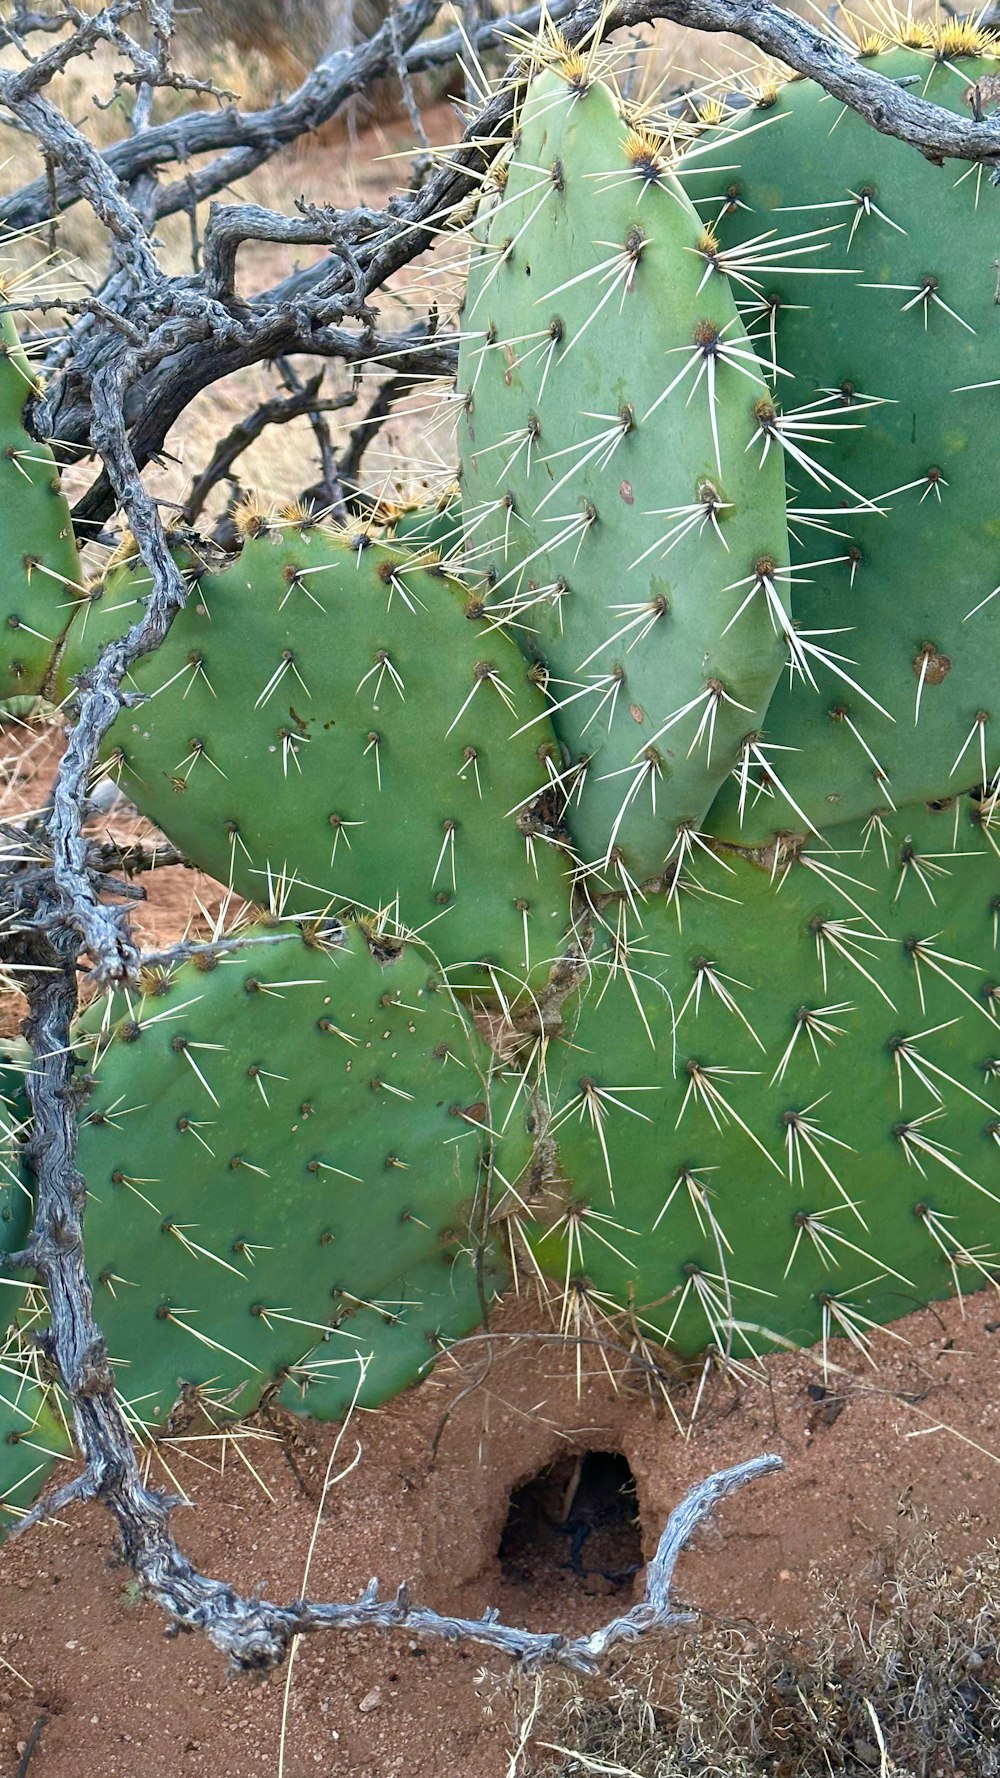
[181,369,355,522]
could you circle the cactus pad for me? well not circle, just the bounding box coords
[0,311,82,697]
[0,1051,67,1533]
[55,525,575,992]
[457,66,789,887]
[527,800,1000,1358]
[71,920,525,1426]
[685,47,1000,843]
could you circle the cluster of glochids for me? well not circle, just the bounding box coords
[2,16,1000,1530]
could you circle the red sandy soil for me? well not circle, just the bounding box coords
[1,1289,999,1778]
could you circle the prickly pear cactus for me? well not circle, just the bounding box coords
[0,1318,67,1538]
[54,522,575,993]
[70,920,526,1426]
[7,31,1000,1541]
[457,61,790,888]
[0,1348,67,1537]
[684,39,1000,844]
[0,309,82,698]
[528,800,1000,1357]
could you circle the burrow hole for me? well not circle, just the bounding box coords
[497,1449,642,1594]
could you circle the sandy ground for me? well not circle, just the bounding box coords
[1,1287,1000,1777]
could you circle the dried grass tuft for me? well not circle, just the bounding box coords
[519,1514,1000,1777]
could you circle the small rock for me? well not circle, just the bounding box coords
[358,1687,382,1713]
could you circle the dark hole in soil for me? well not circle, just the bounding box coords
[497,1449,642,1592]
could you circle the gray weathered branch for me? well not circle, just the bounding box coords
[0,0,580,233]
[16,1431,781,1671]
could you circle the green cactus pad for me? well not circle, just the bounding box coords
[0,1049,67,1535]
[54,525,575,993]
[0,1381,68,1537]
[526,800,1000,1358]
[0,311,82,698]
[71,921,526,1426]
[0,1327,68,1538]
[456,66,789,889]
[684,46,1000,842]
[382,491,465,562]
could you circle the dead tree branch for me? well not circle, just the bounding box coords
[0,0,579,233]
[16,1434,781,1671]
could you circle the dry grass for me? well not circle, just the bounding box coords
[514,1515,1000,1777]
